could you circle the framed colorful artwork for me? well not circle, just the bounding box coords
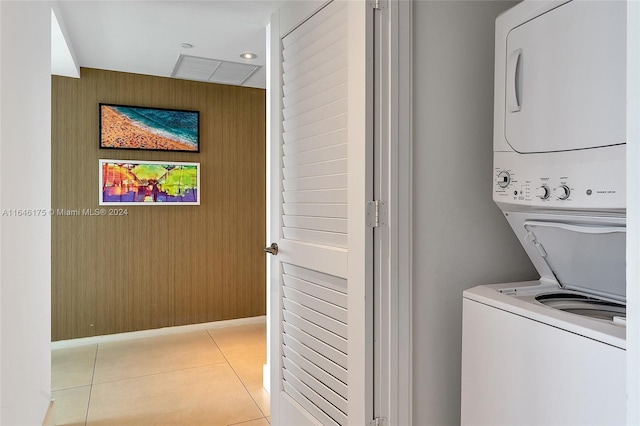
[99,159,200,205]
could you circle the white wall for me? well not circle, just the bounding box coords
[411,1,537,424]
[0,1,52,424]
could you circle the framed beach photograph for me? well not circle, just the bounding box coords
[99,103,199,152]
[99,159,200,205]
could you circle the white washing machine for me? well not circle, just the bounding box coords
[461,213,627,425]
[461,0,627,424]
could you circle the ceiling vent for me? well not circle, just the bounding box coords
[171,54,260,86]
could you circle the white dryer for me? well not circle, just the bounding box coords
[461,0,627,424]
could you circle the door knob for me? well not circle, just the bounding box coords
[264,243,278,255]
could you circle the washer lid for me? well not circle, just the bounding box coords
[523,221,626,301]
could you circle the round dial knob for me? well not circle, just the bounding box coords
[556,185,571,200]
[537,185,550,200]
[497,171,511,188]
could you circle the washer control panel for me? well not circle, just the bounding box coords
[493,147,625,210]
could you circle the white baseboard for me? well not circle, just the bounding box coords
[51,316,266,349]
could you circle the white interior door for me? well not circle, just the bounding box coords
[268,1,374,425]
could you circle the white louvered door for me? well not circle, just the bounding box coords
[269,1,373,425]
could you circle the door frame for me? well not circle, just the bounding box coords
[372,1,413,424]
[265,0,413,424]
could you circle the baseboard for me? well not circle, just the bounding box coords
[42,400,55,426]
[51,316,266,349]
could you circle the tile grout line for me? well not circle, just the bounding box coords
[84,344,99,426]
[227,417,269,426]
[86,329,229,386]
[205,329,269,419]
[89,361,229,386]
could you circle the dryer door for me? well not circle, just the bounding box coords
[504,0,626,153]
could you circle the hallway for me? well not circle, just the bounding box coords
[52,320,269,425]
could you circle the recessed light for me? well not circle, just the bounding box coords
[240,52,257,60]
[180,43,193,49]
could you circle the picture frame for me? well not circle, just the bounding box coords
[99,159,200,205]
[99,103,200,152]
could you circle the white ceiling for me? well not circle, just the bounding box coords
[55,1,286,89]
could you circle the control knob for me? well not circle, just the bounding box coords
[556,185,571,200]
[497,171,511,188]
[537,185,550,200]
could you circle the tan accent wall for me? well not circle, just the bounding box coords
[52,68,266,341]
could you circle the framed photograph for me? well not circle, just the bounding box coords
[99,103,199,152]
[99,159,200,205]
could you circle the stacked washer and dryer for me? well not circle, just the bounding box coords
[461,1,627,425]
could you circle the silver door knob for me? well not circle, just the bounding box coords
[264,243,278,255]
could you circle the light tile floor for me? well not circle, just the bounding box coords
[52,321,270,426]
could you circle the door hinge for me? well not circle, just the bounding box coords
[368,417,388,426]
[366,200,387,228]
[370,0,386,10]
